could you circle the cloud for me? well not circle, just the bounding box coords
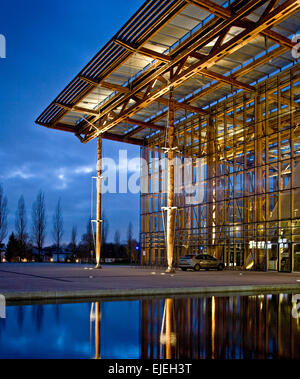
[55,170,69,190]
[74,166,95,175]
[6,170,35,180]
[54,165,96,190]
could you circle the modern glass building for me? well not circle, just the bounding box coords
[36,0,300,272]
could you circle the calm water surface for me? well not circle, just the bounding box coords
[0,293,299,359]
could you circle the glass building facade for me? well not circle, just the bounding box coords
[141,65,300,272]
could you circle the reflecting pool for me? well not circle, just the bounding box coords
[0,293,299,359]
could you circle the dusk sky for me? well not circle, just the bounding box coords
[0,0,144,245]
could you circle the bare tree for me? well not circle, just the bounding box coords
[0,185,8,247]
[114,230,120,245]
[52,199,64,260]
[127,222,133,244]
[127,221,133,263]
[70,225,77,253]
[101,212,109,246]
[114,230,120,256]
[81,219,94,263]
[32,191,47,261]
[15,195,27,244]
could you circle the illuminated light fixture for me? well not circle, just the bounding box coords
[50,258,54,263]
[160,333,177,346]
[279,239,288,249]
[246,261,254,270]
[249,241,272,249]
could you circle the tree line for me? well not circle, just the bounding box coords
[0,185,139,263]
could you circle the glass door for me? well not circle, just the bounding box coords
[293,243,300,272]
[279,240,291,272]
[268,243,278,271]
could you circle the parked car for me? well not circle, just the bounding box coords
[179,254,225,271]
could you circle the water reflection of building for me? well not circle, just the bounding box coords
[141,295,300,359]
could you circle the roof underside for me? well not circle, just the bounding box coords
[36,0,300,146]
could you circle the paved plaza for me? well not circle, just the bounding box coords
[0,263,300,301]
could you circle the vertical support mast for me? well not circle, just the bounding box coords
[207,116,215,258]
[95,135,102,269]
[166,87,176,273]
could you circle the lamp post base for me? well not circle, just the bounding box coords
[165,267,176,274]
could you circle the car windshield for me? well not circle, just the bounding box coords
[183,255,194,259]
[206,255,216,261]
[196,255,205,260]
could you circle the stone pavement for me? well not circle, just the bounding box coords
[0,263,299,301]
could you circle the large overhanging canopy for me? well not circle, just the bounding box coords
[36,0,300,146]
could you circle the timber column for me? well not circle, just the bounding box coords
[95,135,102,269]
[166,87,176,273]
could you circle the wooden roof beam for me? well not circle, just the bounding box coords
[54,102,99,116]
[79,115,165,136]
[79,76,99,86]
[80,76,130,94]
[152,95,208,115]
[118,90,208,119]
[83,0,270,132]
[47,121,144,146]
[127,118,165,131]
[36,0,189,130]
[78,93,206,136]
[174,101,208,115]
[83,0,299,142]
[101,81,130,94]
[190,0,296,49]
[124,119,166,138]
[185,52,256,93]
[114,39,172,63]
[102,132,144,146]
[200,69,256,92]
[185,0,232,19]
[234,21,296,50]
[124,126,144,138]
[176,45,288,113]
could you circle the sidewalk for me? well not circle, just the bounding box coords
[0,263,299,302]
